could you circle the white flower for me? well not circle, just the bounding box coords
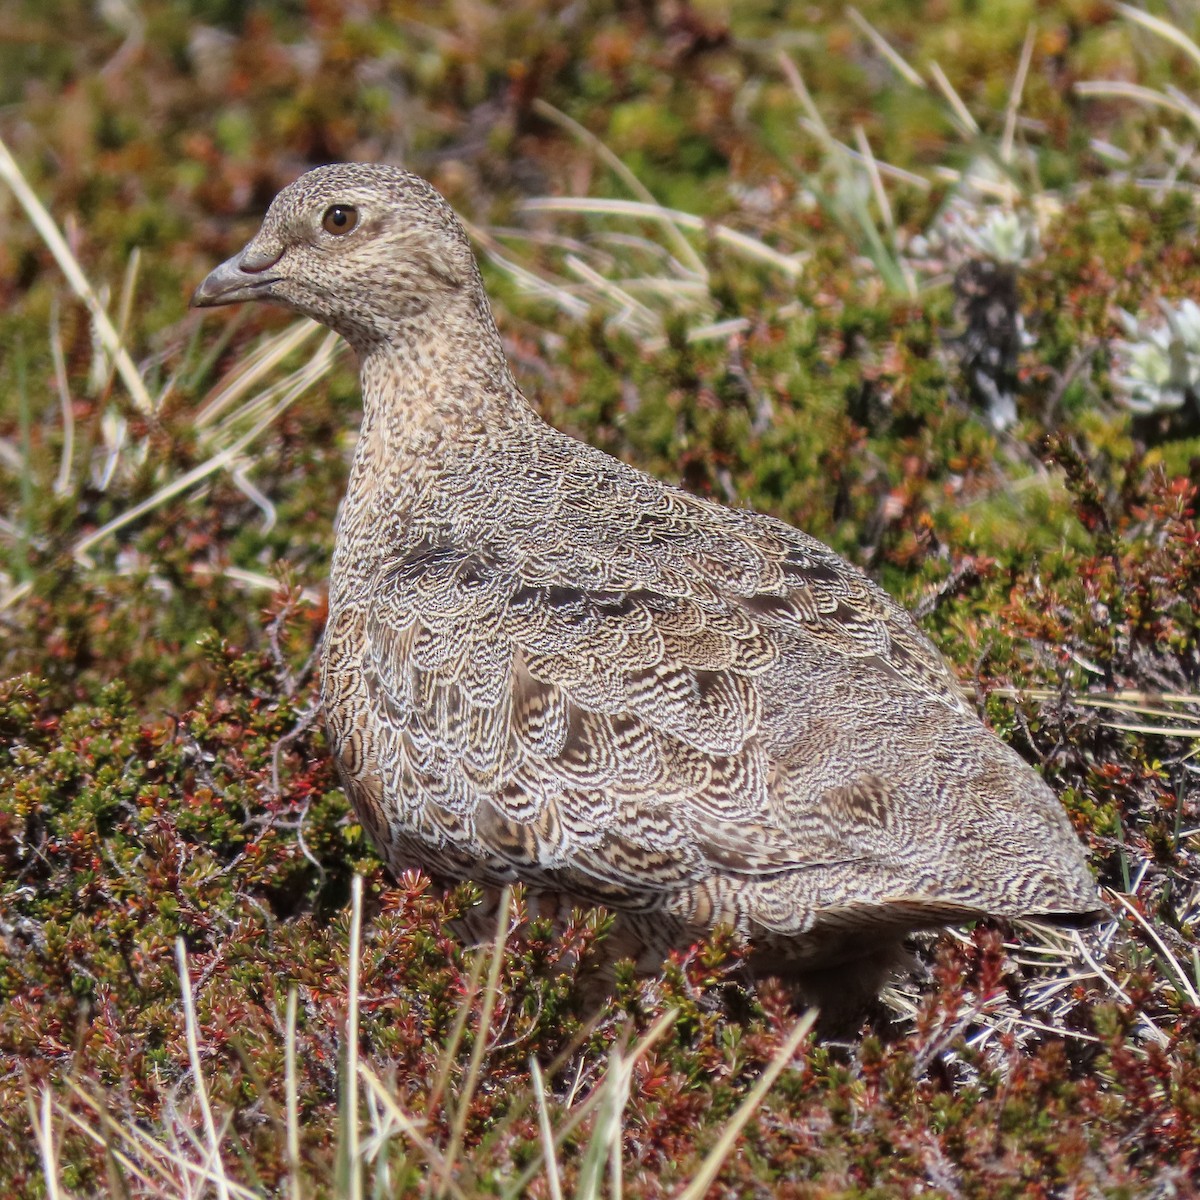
[955,208,1040,265]
[1111,298,1200,414]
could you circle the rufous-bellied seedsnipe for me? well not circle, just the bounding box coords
[194,163,1101,1011]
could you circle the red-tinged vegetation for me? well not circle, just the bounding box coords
[3,0,1200,1195]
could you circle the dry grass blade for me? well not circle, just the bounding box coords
[61,1091,261,1199]
[777,50,835,151]
[0,133,154,414]
[564,254,662,335]
[57,1044,265,1197]
[342,873,364,1200]
[466,223,593,319]
[1002,25,1036,165]
[176,937,233,1200]
[609,271,709,294]
[993,687,1200,709]
[955,920,1115,1051]
[845,7,924,87]
[1109,890,1200,1007]
[531,98,705,278]
[578,1074,623,1200]
[675,1009,817,1200]
[100,248,142,402]
[1075,80,1200,134]
[490,127,805,345]
[575,1043,635,1200]
[988,687,1200,737]
[285,985,302,1200]
[680,316,751,343]
[853,125,895,236]
[32,1087,63,1200]
[357,1065,472,1200]
[926,60,980,137]
[927,161,1023,197]
[437,886,512,1199]
[49,301,75,497]
[849,122,919,292]
[776,50,914,293]
[1076,694,1200,716]
[427,932,488,1121]
[195,319,329,428]
[1071,931,1170,1049]
[1100,720,1200,737]
[520,198,806,278]
[498,1008,679,1200]
[71,338,333,563]
[1118,2,1200,75]
[530,1058,565,1200]
[61,1080,189,1194]
[202,328,339,447]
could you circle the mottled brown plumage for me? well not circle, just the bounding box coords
[194,163,1101,1000]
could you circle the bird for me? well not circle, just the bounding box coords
[193,162,1102,1010]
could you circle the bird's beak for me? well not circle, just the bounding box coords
[191,244,285,308]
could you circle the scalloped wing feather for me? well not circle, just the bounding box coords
[362,542,865,886]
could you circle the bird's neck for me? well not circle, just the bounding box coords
[329,305,535,607]
[356,299,528,448]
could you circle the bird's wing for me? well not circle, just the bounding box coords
[362,541,864,899]
[542,448,971,715]
[717,506,973,714]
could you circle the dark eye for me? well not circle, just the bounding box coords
[321,205,358,236]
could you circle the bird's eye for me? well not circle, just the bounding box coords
[321,205,359,236]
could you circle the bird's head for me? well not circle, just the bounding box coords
[192,163,480,353]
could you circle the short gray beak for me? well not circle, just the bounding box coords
[191,244,284,308]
